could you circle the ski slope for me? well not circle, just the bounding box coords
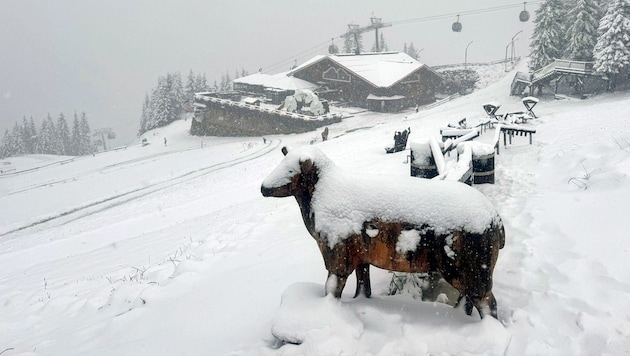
[1,66,630,355]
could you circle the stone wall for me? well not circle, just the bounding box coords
[190,95,342,137]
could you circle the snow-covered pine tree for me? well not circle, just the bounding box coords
[79,112,92,155]
[371,32,389,52]
[565,0,603,61]
[343,33,354,53]
[226,71,232,91]
[185,70,196,100]
[71,112,81,156]
[151,76,173,129]
[11,122,24,155]
[56,113,70,155]
[0,129,12,158]
[42,114,56,154]
[529,0,567,70]
[169,72,185,120]
[407,42,419,60]
[138,94,150,136]
[37,116,50,154]
[593,0,630,90]
[20,116,35,154]
[343,31,364,54]
[195,73,208,93]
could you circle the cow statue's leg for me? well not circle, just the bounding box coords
[354,263,372,298]
[325,272,349,298]
[471,291,498,319]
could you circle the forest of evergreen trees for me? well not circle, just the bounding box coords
[530,0,630,87]
[138,69,248,136]
[1,112,93,159]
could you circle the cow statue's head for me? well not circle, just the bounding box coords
[261,146,323,198]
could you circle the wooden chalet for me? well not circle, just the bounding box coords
[289,52,444,112]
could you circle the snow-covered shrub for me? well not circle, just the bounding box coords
[438,69,480,95]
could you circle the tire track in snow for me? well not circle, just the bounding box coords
[0,139,281,238]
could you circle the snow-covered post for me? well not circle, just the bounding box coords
[459,141,496,184]
[409,140,438,179]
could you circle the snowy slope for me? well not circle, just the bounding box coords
[1,66,630,355]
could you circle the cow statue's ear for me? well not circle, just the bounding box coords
[281,147,288,156]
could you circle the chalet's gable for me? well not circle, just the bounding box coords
[291,52,439,89]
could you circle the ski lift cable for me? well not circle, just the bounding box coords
[261,1,542,74]
[262,39,332,73]
[391,1,543,25]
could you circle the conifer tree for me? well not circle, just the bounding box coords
[20,116,35,154]
[151,76,173,129]
[593,0,630,90]
[168,72,185,119]
[0,129,11,158]
[371,32,389,52]
[343,31,363,54]
[139,93,150,136]
[56,113,70,155]
[185,70,196,99]
[530,0,567,70]
[565,0,603,61]
[42,114,56,154]
[11,122,24,155]
[195,74,208,93]
[71,112,81,155]
[79,112,92,155]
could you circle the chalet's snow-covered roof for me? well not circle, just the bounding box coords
[233,72,317,91]
[290,52,435,88]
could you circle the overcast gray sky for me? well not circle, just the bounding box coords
[0,0,538,145]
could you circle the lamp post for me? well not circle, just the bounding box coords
[510,30,522,62]
[505,30,523,71]
[465,41,474,68]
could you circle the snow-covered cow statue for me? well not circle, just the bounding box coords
[261,146,505,319]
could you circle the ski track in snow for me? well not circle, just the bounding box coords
[0,139,281,237]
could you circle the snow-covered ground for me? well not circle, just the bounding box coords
[1,65,630,355]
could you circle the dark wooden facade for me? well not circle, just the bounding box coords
[291,55,443,112]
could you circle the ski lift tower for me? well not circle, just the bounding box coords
[346,16,392,55]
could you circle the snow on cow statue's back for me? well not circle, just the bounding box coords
[261,146,505,319]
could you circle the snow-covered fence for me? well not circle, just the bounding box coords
[432,57,521,71]
[261,146,506,319]
[422,94,460,111]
